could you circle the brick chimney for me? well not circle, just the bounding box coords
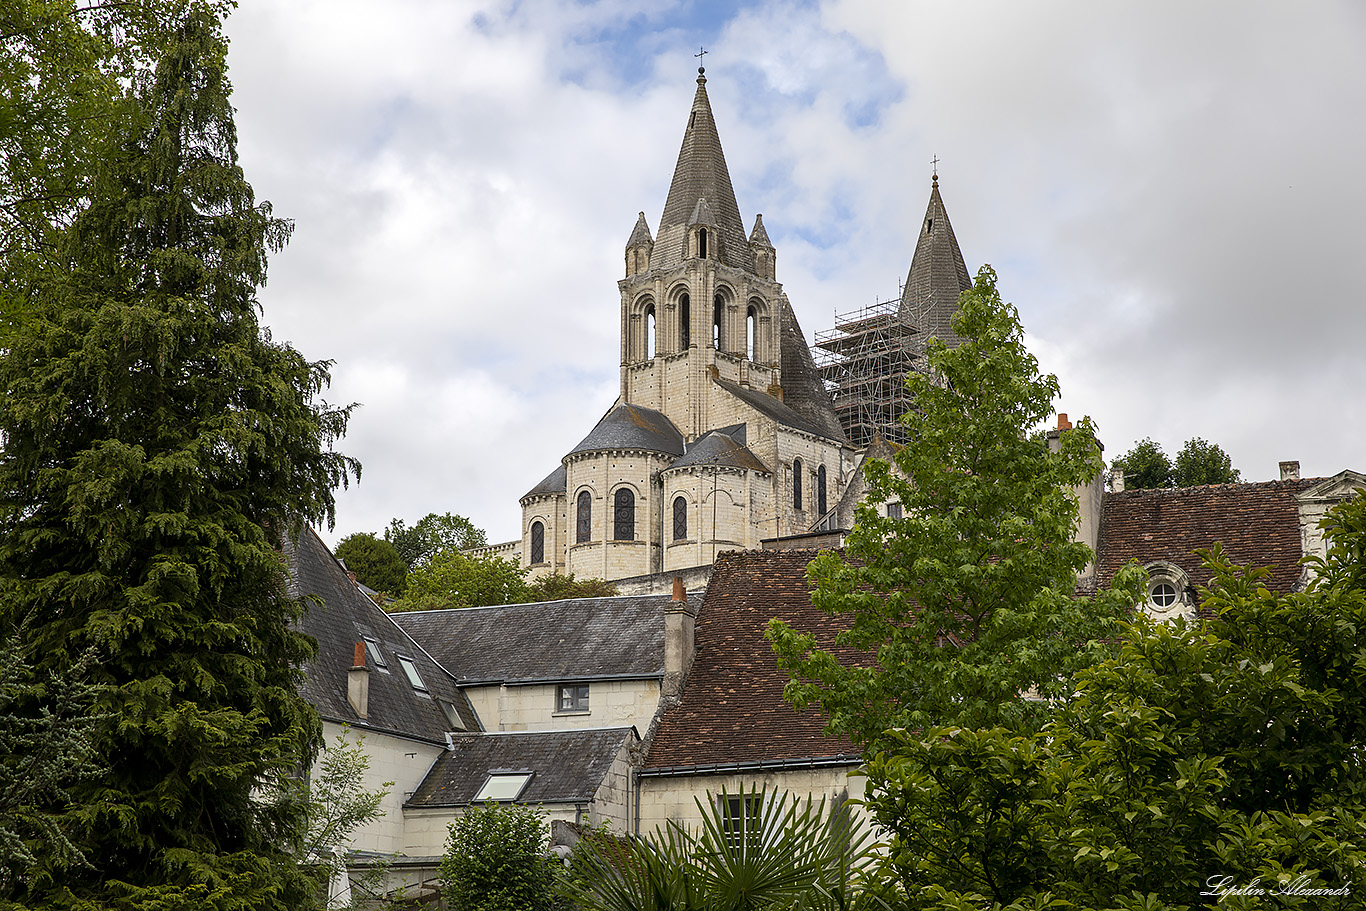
[1280,460,1300,481]
[347,642,369,719]
[662,577,697,699]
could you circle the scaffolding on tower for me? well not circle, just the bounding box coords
[814,297,921,450]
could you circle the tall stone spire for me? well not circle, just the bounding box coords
[900,173,972,349]
[652,69,754,273]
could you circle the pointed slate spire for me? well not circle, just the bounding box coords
[625,211,654,276]
[749,213,775,279]
[748,213,772,247]
[900,173,972,349]
[652,69,754,273]
[626,211,653,248]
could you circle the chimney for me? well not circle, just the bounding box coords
[1280,460,1300,481]
[1112,470,1126,492]
[347,642,369,719]
[662,577,697,699]
[1058,413,1072,430]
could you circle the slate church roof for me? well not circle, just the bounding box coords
[286,526,480,742]
[900,174,973,349]
[567,403,685,458]
[645,549,862,771]
[391,592,703,685]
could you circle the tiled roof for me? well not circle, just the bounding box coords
[778,299,848,443]
[668,427,769,473]
[287,527,480,742]
[645,549,862,769]
[567,403,685,458]
[391,592,702,684]
[522,464,567,500]
[1096,478,1317,594]
[900,176,972,349]
[652,73,754,273]
[407,727,637,808]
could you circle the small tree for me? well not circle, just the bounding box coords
[385,512,487,569]
[1173,436,1241,486]
[393,551,528,611]
[440,803,559,911]
[769,267,1144,745]
[1110,437,1173,489]
[523,573,618,602]
[336,533,408,596]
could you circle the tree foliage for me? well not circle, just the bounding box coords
[863,493,1366,910]
[1112,437,1240,489]
[524,572,619,602]
[440,803,561,911]
[336,532,408,596]
[385,512,487,569]
[0,4,355,906]
[296,731,392,910]
[769,267,1145,746]
[563,786,874,911]
[392,551,529,612]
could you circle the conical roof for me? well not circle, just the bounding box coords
[748,213,772,248]
[651,71,754,273]
[625,211,653,249]
[899,175,972,348]
[567,403,685,458]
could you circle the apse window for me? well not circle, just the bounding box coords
[473,772,533,802]
[556,684,590,713]
[396,655,427,693]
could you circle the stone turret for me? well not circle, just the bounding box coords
[625,211,654,277]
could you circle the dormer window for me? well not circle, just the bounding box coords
[1143,562,1195,623]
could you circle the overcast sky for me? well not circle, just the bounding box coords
[222,0,1366,547]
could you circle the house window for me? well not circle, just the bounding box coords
[887,502,902,520]
[362,636,388,672]
[1143,561,1195,622]
[817,465,827,515]
[529,520,544,564]
[720,792,763,852]
[673,495,688,541]
[614,488,635,541]
[792,459,803,511]
[576,491,591,543]
[557,684,589,713]
[396,655,427,692]
[439,700,466,731]
[473,772,533,802]
[1149,581,1178,610]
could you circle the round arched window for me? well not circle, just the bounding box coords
[1149,581,1178,610]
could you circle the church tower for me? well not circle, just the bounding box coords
[618,67,794,440]
[900,171,972,351]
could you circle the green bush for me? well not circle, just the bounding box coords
[440,803,560,911]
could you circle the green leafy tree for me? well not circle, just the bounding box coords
[769,267,1145,746]
[392,551,528,611]
[297,731,393,910]
[384,512,487,569]
[863,494,1366,909]
[440,803,560,911]
[0,5,355,907]
[1110,437,1173,489]
[336,532,408,596]
[563,786,875,911]
[1172,436,1241,487]
[523,573,618,602]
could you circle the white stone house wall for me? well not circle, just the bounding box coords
[461,678,662,735]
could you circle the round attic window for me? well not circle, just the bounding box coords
[1149,581,1178,610]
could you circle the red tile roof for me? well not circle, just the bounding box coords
[1096,479,1315,593]
[645,549,863,769]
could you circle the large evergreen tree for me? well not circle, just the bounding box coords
[0,3,356,907]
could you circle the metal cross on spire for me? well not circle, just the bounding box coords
[931,155,939,177]
[695,45,707,73]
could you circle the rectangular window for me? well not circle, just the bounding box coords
[473,772,532,802]
[887,502,902,519]
[439,700,466,731]
[362,636,389,671]
[720,793,763,852]
[396,655,427,692]
[556,684,589,713]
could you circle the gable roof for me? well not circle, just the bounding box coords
[652,71,754,273]
[714,378,827,440]
[391,592,703,685]
[407,727,637,808]
[645,549,862,771]
[900,175,972,349]
[567,403,685,458]
[287,526,480,743]
[1096,478,1317,594]
[668,426,769,473]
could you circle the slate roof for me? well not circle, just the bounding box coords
[626,211,653,250]
[668,426,769,473]
[645,549,863,769]
[522,464,567,500]
[1096,478,1318,594]
[652,72,754,273]
[900,175,972,350]
[714,378,826,440]
[391,592,703,685]
[287,526,480,742]
[406,728,636,808]
[778,299,848,443]
[749,213,773,249]
[567,403,685,458]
